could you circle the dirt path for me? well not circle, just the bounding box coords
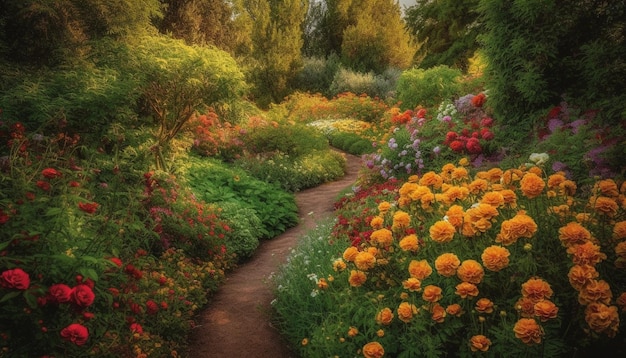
[187,152,362,358]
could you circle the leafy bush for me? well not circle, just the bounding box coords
[328,132,375,155]
[219,202,262,261]
[396,65,462,109]
[329,67,399,100]
[293,55,341,96]
[241,122,328,158]
[273,161,626,357]
[183,157,298,239]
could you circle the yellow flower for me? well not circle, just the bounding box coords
[362,341,385,358]
[408,259,433,280]
[399,234,419,252]
[377,201,391,214]
[343,247,359,262]
[444,205,465,228]
[301,338,309,346]
[376,329,384,337]
[468,178,489,194]
[480,191,505,207]
[392,210,411,229]
[370,216,384,229]
[419,171,443,189]
[459,157,470,167]
[333,258,347,272]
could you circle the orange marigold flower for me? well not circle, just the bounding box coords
[317,278,328,290]
[515,297,536,318]
[391,211,410,230]
[348,270,367,287]
[399,182,419,198]
[468,178,489,194]
[397,302,418,323]
[521,278,553,302]
[500,189,518,208]
[354,251,376,271]
[408,259,432,280]
[534,300,559,321]
[568,265,599,291]
[470,334,492,352]
[457,260,484,284]
[370,228,393,248]
[435,253,461,277]
[455,282,479,299]
[613,221,626,241]
[547,173,567,189]
[399,234,420,252]
[481,191,505,207]
[444,205,465,229]
[558,222,592,247]
[481,245,510,272]
[584,303,620,337]
[496,211,537,245]
[370,216,384,229]
[422,285,443,303]
[362,341,385,358]
[375,307,394,325]
[348,326,359,337]
[446,303,464,317]
[592,196,619,217]
[616,242,626,268]
[476,298,494,314]
[513,318,544,344]
[578,279,613,305]
[378,201,391,214]
[429,220,456,243]
[402,278,422,292]
[594,179,619,197]
[451,167,469,181]
[520,172,545,199]
[566,241,607,266]
[343,247,359,262]
[486,168,503,183]
[419,171,443,189]
[502,168,523,186]
[431,303,446,323]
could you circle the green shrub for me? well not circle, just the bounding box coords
[293,55,341,96]
[396,65,462,109]
[219,202,262,261]
[328,132,375,155]
[242,123,328,158]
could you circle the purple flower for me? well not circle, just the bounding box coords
[433,146,441,154]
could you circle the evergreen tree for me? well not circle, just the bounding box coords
[405,0,481,71]
[246,0,308,107]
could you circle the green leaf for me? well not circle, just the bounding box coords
[0,291,21,303]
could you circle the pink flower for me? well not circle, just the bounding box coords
[0,268,30,290]
[60,323,89,346]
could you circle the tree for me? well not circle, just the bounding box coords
[0,0,162,66]
[404,0,481,71]
[246,0,308,107]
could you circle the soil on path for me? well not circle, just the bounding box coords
[187,152,363,358]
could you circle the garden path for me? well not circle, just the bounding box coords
[187,151,363,358]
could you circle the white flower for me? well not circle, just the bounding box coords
[529,152,549,166]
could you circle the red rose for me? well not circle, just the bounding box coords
[0,268,30,290]
[109,257,122,267]
[60,323,89,346]
[449,140,465,152]
[146,300,159,315]
[480,117,494,127]
[41,168,61,179]
[471,93,486,107]
[48,283,73,304]
[36,180,51,191]
[466,137,482,154]
[416,108,427,118]
[481,128,494,140]
[71,284,95,308]
[78,202,98,214]
[130,323,143,334]
[445,131,457,143]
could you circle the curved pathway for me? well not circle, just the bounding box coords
[187,152,362,358]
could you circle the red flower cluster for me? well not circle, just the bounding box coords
[443,117,495,155]
[60,323,89,346]
[78,202,99,214]
[41,168,62,179]
[46,282,95,308]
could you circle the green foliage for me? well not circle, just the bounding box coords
[328,67,400,100]
[405,0,481,71]
[327,132,375,155]
[396,66,463,109]
[293,55,342,97]
[235,150,347,192]
[131,35,247,170]
[218,202,262,261]
[242,122,328,158]
[184,157,299,239]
